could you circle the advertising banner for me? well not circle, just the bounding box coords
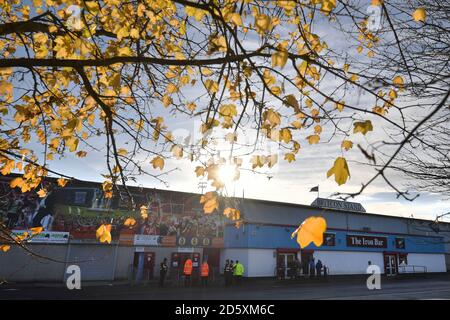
[134,234,161,246]
[0,179,225,247]
[11,230,70,244]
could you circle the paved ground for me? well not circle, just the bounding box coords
[1,275,450,300]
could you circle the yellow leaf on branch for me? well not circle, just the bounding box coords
[271,46,289,69]
[291,216,327,248]
[124,218,136,227]
[254,14,272,34]
[267,154,278,168]
[37,188,47,198]
[204,79,219,94]
[335,101,345,112]
[284,94,300,113]
[353,120,373,135]
[223,207,240,221]
[412,8,426,22]
[185,5,207,21]
[208,35,227,53]
[117,148,128,156]
[10,177,24,189]
[393,75,404,88]
[65,137,79,152]
[284,153,296,163]
[102,180,113,199]
[251,155,265,169]
[200,191,219,214]
[150,156,164,170]
[264,109,281,128]
[96,224,112,244]
[327,157,350,186]
[57,178,68,187]
[389,89,398,100]
[171,145,183,159]
[279,128,292,143]
[30,226,43,235]
[228,13,242,26]
[195,166,205,177]
[341,140,353,151]
[166,83,178,94]
[307,134,320,145]
[371,0,383,5]
[140,205,148,219]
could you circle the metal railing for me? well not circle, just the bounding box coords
[398,265,427,274]
[274,266,330,279]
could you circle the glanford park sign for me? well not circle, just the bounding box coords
[311,198,366,213]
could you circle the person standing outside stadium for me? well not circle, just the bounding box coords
[183,258,193,287]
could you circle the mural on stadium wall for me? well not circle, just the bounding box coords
[0,178,224,246]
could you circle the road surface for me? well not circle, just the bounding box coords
[1,276,450,300]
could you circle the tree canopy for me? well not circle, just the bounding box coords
[0,0,449,247]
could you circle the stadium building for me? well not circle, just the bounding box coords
[223,198,448,277]
[0,176,448,282]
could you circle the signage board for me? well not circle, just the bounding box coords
[311,198,366,213]
[134,234,161,246]
[395,237,406,249]
[177,236,213,247]
[346,234,387,248]
[118,233,134,245]
[11,230,70,244]
[160,236,177,247]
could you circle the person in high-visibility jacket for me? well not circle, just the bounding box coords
[200,261,209,287]
[233,260,244,286]
[183,258,193,287]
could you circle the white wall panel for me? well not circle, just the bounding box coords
[314,251,384,275]
[407,253,446,273]
[221,249,276,277]
[248,249,276,277]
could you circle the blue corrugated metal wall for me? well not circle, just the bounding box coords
[224,224,446,254]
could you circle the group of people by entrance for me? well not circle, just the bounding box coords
[160,255,325,287]
[158,257,211,288]
[224,259,244,286]
[181,258,210,287]
[277,257,327,280]
[159,257,244,288]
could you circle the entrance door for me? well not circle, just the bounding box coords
[171,252,201,280]
[133,252,144,281]
[301,251,313,276]
[278,253,296,279]
[384,254,398,276]
[143,252,155,280]
[133,252,155,281]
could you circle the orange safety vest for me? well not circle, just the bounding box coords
[200,263,209,277]
[183,259,193,275]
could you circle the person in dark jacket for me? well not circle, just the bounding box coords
[159,258,168,287]
[302,259,309,276]
[316,260,323,277]
[277,260,285,280]
[309,258,316,277]
[224,260,231,286]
